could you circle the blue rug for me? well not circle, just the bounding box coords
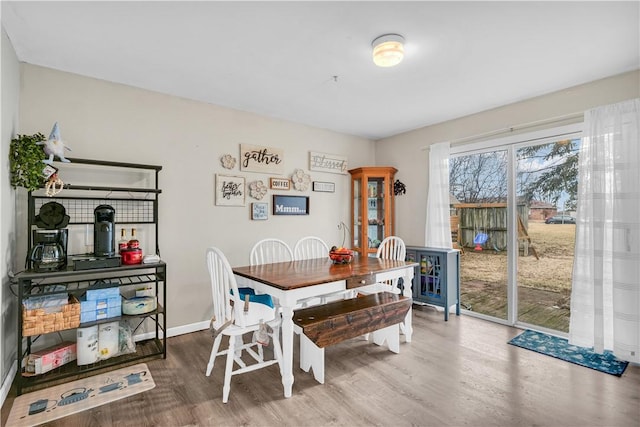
[508,330,629,377]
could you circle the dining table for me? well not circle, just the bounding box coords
[233,255,417,398]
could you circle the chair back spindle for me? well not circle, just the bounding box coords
[250,238,294,266]
[294,236,330,260]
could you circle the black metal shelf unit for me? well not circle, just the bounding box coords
[15,263,167,394]
[27,157,162,254]
[15,158,165,395]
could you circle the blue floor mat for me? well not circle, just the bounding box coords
[508,329,629,377]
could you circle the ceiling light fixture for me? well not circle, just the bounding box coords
[372,34,405,67]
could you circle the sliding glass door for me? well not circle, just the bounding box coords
[450,150,509,321]
[450,125,581,332]
[515,138,580,332]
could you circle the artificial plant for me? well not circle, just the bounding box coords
[9,132,46,192]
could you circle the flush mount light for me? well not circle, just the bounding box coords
[372,34,405,67]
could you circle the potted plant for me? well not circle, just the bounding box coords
[9,132,46,192]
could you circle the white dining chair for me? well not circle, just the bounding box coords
[248,238,293,315]
[358,236,408,335]
[293,236,330,260]
[294,236,354,307]
[205,247,283,403]
[250,238,294,266]
[358,236,407,295]
[376,236,407,265]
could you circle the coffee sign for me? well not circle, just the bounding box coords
[240,144,284,174]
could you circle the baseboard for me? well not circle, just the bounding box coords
[0,360,18,408]
[0,320,210,409]
[133,320,210,341]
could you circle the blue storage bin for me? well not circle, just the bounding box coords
[86,287,120,301]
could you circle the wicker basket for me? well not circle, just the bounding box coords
[22,295,80,337]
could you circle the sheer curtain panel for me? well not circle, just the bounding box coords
[569,98,640,363]
[425,142,452,248]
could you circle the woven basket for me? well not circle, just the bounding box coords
[22,295,80,337]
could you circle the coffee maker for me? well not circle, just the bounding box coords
[30,229,68,272]
[94,205,116,256]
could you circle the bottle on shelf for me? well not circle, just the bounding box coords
[118,228,128,253]
[128,228,139,249]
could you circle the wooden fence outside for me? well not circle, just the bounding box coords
[452,203,529,252]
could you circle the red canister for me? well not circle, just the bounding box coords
[120,247,143,265]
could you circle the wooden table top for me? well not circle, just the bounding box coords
[233,256,417,291]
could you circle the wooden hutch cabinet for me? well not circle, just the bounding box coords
[349,167,397,257]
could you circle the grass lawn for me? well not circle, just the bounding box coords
[459,221,575,332]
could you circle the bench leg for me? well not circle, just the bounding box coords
[300,333,324,384]
[371,324,400,353]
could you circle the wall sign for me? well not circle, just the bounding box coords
[251,203,268,220]
[270,177,290,190]
[312,181,335,193]
[309,151,348,174]
[215,174,245,206]
[240,144,284,174]
[273,195,309,215]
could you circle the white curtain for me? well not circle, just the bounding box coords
[569,98,640,363]
[425,142,452,248]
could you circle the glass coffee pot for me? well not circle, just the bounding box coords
[29,229,68,271]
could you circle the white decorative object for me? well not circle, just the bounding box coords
[312,181,335,193]
[270,177,290,190]
[309,151,348,174]
[220,154,236,169]
[215,174,245,206]
[248,180,268,200]
[291,169,311,191]
[39,122,72,164]
[251,203,268,220]
[240,144,284,174]
[45,174,64,197]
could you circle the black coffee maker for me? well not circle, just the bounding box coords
[29,202,70,271]
[94,205,116,256]
[30,229,68,272]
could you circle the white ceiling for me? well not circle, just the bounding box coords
[2,1,639,140]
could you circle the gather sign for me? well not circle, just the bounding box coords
[240,144,284,174]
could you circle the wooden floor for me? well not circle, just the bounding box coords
[3,306,639,426]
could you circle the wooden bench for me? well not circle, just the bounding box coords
[293,292,411,384]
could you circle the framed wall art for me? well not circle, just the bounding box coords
[309,151,348,174]
[270,177,290,190]
[215,174,245,206]
[251,203,268,220]
[240,144,284,174]
[272,195,309,215]
[312,181,335,193]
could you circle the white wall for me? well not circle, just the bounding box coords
[1,25,20,405]
[17,64,375,329]
[376,70,640,247]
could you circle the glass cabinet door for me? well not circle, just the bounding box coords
[353,177,361,249]
[367,177,386,250]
